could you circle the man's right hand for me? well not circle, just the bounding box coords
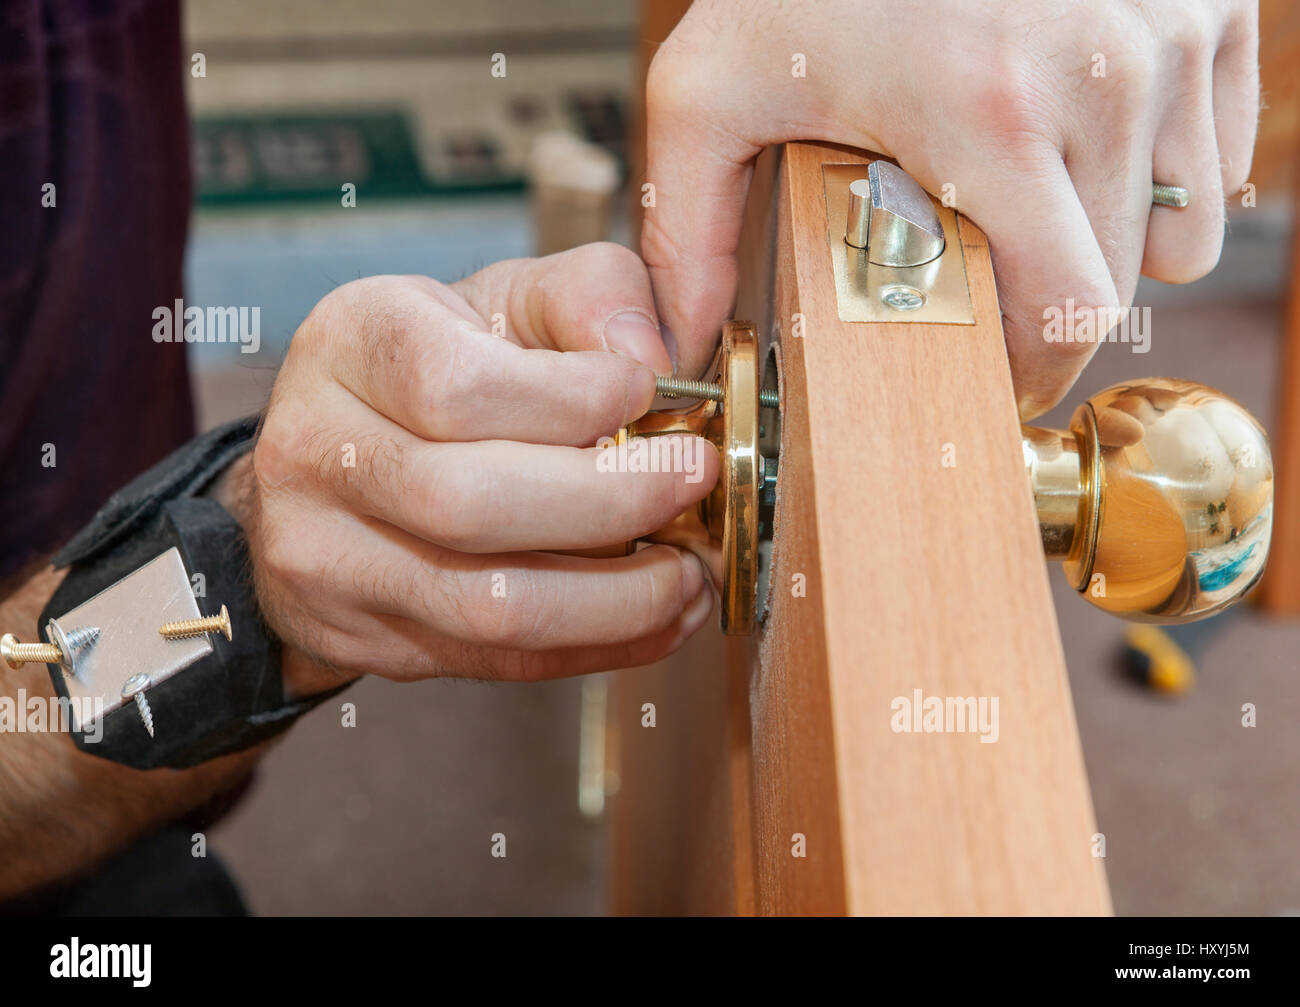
[642,0,1259,418]
[232,243,716,688]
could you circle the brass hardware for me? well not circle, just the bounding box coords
[615,321,776,635]
[630,328,1269,631]
[159,604,232,642]
[823,163,974,325]
[2,634,63,670]
[2,623,99,672]
[49,549,214,734]
[1024,379,1273,623]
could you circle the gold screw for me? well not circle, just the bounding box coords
[159,604,232,642]
[1,633,63,670]
[2,624,101,673]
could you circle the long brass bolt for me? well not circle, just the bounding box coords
[1,634,62,670]
[159,604,232,642]
[656,376,779,409]
[1,623,100,671]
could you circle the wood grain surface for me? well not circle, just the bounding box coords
[608,137,1118,919]
[611,140,1111,914]
[754,142,1108,913]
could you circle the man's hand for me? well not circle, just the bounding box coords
[643,0,1259,417]
[237,243,716,688]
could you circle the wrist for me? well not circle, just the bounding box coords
[282,647,359,702]
[207,450,257,531]
[208,450,358,700]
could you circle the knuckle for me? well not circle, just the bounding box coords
[457,568,559,650]
[302,276,398,350]
[356,283,426,373]
[1166,15,1217,74]
[412,326,479,432]
[960,65,1056,155]
[568,240,642,278]
[583,368,635,435]
[643,560,690,633]
[315,628,380,677]
[632,464,690,532]
[258,519,319,597]
[646,45,696,118]
[254,399,313,489]
[510,652,554,684]
[638,210,685,273]
[351,430,412,500]
[1105,31,1158,85]
[421,459,486,550]
[457,640,523,682]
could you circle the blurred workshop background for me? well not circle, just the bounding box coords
[185,0,1300,914]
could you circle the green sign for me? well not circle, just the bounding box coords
[192,111,521,204]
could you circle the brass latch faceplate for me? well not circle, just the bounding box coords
[822,162,975,325]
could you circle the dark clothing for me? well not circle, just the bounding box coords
[0,0,194,580]
[0,0,246,915]
[1,827,250,917]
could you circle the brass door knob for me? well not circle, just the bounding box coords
[1024,380,1273,622]
[620,326,1272,633]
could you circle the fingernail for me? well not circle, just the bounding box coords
[680,551,707,602]
[604,311,671,371]
[678,580,715,638]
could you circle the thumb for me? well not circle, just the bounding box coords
[641,51,762,381]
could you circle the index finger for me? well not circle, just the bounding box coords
[451,242,674,373]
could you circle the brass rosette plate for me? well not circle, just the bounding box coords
[719,321,760,634]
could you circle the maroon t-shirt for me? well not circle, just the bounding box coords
[0,0,194,580]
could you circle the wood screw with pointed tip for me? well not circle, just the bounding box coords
[159,604,232,642]
[121,672,154,737]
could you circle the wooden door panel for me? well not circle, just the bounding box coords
[611,141,1110,916]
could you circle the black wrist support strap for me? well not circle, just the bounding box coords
[39,416,345,770]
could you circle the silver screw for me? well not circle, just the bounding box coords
[880,284,925,311]
[761,456,779,505]
[121,673,155,738]
[1152,183,1190,208]
[656,376,780,409]
[45,620,101,680]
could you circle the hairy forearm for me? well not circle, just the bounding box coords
[0,558,264,902]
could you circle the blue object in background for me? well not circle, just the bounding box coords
[184,194,533,369]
